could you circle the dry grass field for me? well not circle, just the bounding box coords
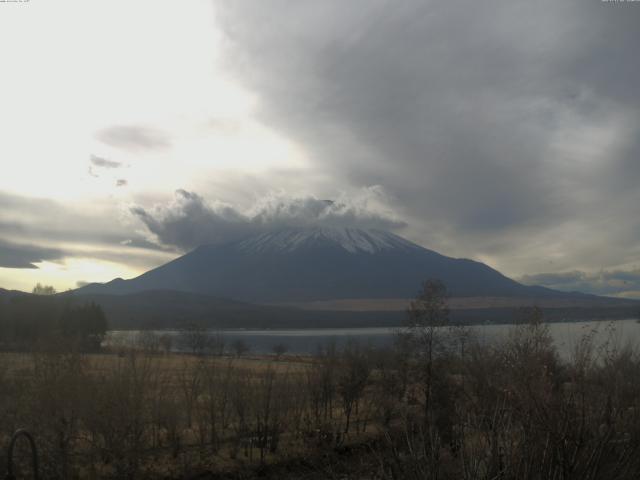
[5,315,640,479]
[0,346,386,479]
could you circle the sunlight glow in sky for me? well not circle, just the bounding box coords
[0,0,307,290]
[1,0,640,298]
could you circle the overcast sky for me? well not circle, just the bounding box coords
[1,0,640,298]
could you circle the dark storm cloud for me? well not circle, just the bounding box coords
[521,269,640,299]
[131,190,253,250]
[0,239,64,269]
[131,188,405,250]
[214,0,640,272]
[90,154,122,169]
[95,125,171,152]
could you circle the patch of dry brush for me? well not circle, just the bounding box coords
[3,317,640,479]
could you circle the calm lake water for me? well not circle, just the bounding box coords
[107,318,640,359]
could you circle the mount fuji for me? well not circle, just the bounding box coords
[77,227,566,303]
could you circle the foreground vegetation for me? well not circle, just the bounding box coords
[3,282,640,478]
[3,325,640,479]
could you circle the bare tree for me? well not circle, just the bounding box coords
[180,323,209,356]
[135,330,160,354]
[198,358,234,452]
[177,358,203,428]
[158,333,173,354]
[210,330,226,356]
[32,283,57,295]
[337,343,371,434]
[272,342,289,359]
[404,279,450,419]
[232,339,250,358]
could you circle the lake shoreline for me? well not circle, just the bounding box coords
[107,318,640,359]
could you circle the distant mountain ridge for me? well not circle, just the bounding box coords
[3,227,639,330]
[61,289,640,330]
[0,287,28,298]
[77,226,590,303]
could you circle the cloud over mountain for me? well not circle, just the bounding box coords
[131,187,406,251]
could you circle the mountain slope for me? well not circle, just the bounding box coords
[0,287,29,299]
[77,227,572,303]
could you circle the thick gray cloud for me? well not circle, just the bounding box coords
[0,239,64,269]
[521,269,640,299]
[132,187,406,250]
[95,125,171,151]
[213,0,640,276]
[131,190,251,250]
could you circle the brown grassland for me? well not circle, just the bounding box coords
[4,293,640,479]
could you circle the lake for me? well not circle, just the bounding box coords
[106,318,640,359]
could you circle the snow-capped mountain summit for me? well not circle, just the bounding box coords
[236,227,419,254]
[77,226,560,303]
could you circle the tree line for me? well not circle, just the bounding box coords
[0,285,108,351]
